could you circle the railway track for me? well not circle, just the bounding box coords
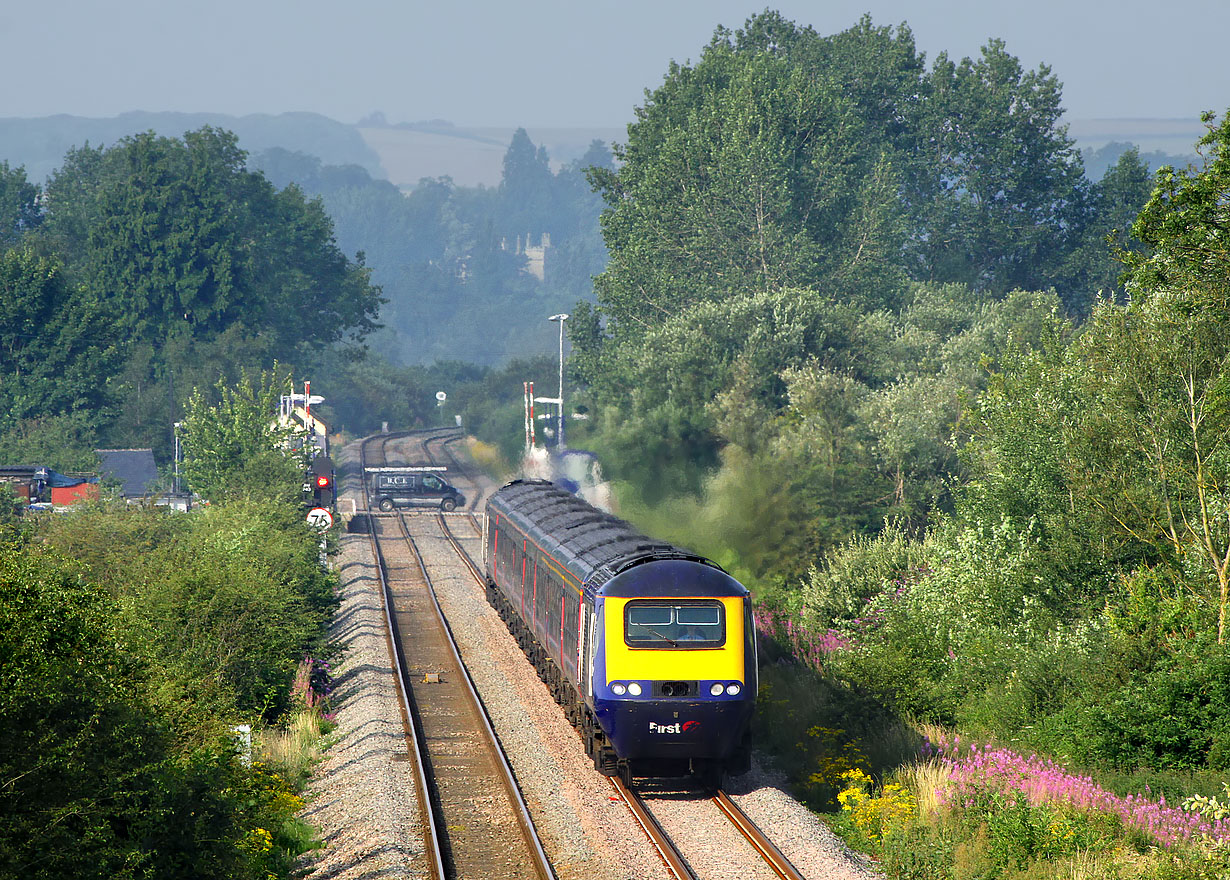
[359,429,826,880]
[605,776,809,880]
[427,465,811,880]
[361,431,554,880]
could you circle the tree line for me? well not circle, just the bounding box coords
[0,126,381,469]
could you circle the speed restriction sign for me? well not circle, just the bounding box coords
[306,506,334,530]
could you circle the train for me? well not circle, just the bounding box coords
[483,479,756,787]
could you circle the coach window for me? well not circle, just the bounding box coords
[624,600,725,649]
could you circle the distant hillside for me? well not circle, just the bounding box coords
[0,111,383,181]
[1069,117,1202,177]
[2,111,1204,191]
[355,118,625,189]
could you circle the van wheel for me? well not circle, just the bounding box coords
[379,498,394,512]
[441,498,457,512]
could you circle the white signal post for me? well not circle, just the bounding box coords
[549,313,568,449]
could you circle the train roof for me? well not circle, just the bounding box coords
[487,479,726,592]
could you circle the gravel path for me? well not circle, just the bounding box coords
[296,436,883,880]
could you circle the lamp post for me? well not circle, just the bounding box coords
[173,422,182,495]
[549,313,569,449]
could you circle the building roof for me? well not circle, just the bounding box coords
[95,448,160,498]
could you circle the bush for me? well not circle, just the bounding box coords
[798,520,930,627]
[40,500,337,718]
[0,543,283,878]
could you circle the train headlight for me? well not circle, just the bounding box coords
[726,683,742,696]
[627,682,643,696]
[710,683,725,696]
[611,683,627,696]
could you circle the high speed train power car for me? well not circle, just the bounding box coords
[483,479,756,786]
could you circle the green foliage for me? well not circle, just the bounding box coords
[1058,147,1154,311]
[0,246,121,445]
[42,127,381,353]
[875,822,956,880]
[0,410,101,472]
[178,368,305,504]
[798,521,930,624]
[1124,109,1230,303]
[591,12,1112,333]
[1070,291,1230,640]
[2,490,337,876]
[0,542,276,878]
[916,40,1087,298]
[592,19,907,328]
[752,664,923,807]
[39,500,337,719]
[12,125,382,456]
[601,285,1070,584]
[0,160,40,247]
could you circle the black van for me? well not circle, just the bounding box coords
[367,467,466,512]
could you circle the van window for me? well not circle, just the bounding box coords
[422,474,444,491]
[624,600,725,648]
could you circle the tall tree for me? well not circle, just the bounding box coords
[1057,147,1153,311]
[914,40,1087,297]
[1070,110,1230,642]
[42,126,382,354]
[590,26,906,330]
[0,161,40,248]
[177,368,305,504]
[0,247,119,426]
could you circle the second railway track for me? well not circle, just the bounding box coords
[363,431,554,880]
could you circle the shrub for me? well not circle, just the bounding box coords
[837,768,918,843]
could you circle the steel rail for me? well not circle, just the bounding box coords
[712,789,808,880]
[607,777,697,880]
[359,434,448,880]
[394,514,556,879]
[435,512,484,584]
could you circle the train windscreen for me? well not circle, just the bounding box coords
[624,600,725,648]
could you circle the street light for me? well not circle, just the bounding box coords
[173,422,182,495]
[549,313,569,449]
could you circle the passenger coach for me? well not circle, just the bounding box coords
[483,479,756,786]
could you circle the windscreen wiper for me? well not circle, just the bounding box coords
[632,624,678,647]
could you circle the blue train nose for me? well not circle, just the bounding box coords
[596,697,754,761]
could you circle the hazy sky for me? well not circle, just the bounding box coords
[4,0,1227,127]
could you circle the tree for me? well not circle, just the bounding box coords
[914,40,1088,298]
[1057,148,1153,312]
[1066,110,1230,643]
[177,368,305,504]
[590,26,906,329]
[0,161,40,248]
[31,127,382,454]
[0,543,259,879]
[499,127,556,238]
[1074,286,1230,643]
[1123,110,1230,304]
[41,127,382,353]
[0,247,120,446]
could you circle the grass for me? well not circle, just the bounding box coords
[255,708,333,788]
